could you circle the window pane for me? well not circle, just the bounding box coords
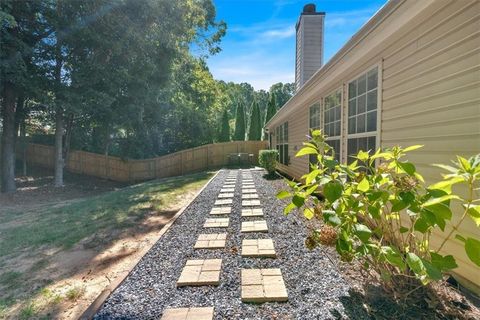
[367,68,378,91]
[358,94,366,114]
[348,117,356,134]
[347,138,357,163]
[335,121,341,136]
[349,81,357,98]
[335,105,341,120]
[357,113,366,133]
[367,89,377,111]
[358,74,367,95]
[367,136,376,151]
[367,111,377,132]
[358,136,367,152]
[348,99,356,117]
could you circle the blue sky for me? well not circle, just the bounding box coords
[207,0,388,90]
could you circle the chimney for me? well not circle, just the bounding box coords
[295,3,325,91]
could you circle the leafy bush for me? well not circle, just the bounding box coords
[259,149,279,175]
[278,130,480,297]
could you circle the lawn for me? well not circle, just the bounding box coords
[0,171,214,319]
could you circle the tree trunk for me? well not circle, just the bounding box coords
[54,109,64,187]
[1,83,17,193]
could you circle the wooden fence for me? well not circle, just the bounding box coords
[21,141,268,182]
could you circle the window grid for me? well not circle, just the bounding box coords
[276,122,289,165]
[309,103,321,130]
[323,90,342,162]
[347,67,379,163]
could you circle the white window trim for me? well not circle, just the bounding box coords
[309,101,322,130]
[345,62,382,157]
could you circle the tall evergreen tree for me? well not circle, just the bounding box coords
[248,101,262,141]
[233,101,246,141]
[218,109,230,142]
[263,92,277,139]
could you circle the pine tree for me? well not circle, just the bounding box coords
[263,92,277,139]
[233,101,246,141]
[248,101,262,141]
[218,109,230,142]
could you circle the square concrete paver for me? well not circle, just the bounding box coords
[177,259,222,286]
[220,188,234,193]
[242,189,256,194]
[241,208,264,217]
[241,239,276,258]
[210,207,231,215]
[218,193,234,199]
[242,193,259,199]
[241,220,268,233]
[204,218,229,228]
[161,307,214,320]
[214,199,232,206]
[194,233,227,249]
[241,269,288,302]
[242,200,261,207]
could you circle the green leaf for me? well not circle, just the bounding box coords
[465,238,480,267]
[357,178,370,192]
[356,150,369,162]
[283,203,296,215]
[425,203,452,220]
[391,200,408,212]
[406,252,425,276]
[457,156,471,171]
[323,211,341,226]
[421,259,443,281]
[303,208,314,220]
[354,224,372,242]
[382,246,406,270]
[399,226,409,233]
[296,147,318,157]
[433,164,458,174]
[398,162,416,175]
[428,177,464,192]
[430,252,457,271]
[403,145,423,152]
[305,169,321,185]
[276,191,291,200]
[324,181,343,203]
[455,234,466,243]
[467,205,480,227]
[423,194,460,207]
[292,194,305,207]
[414,217,430,233]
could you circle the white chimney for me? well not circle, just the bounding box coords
[295,3,325,91]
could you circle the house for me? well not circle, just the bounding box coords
[265,1,480,292]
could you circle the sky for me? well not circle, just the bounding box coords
[207,0,388,90]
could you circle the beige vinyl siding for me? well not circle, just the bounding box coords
[267,0,480,291]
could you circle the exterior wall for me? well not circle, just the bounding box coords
[267,0,480,291]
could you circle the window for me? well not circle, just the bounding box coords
[276,122,289,165]
[347,67,378,162]
[324,90,342,162]
[308,103,321,169]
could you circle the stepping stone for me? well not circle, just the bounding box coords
[204,218,229,228]
[242,189,256,194]
[241,269,288,302]
[242,200,261,207]
[210,207,231,215]
[242,194,259,199]
[194,233,227,249]
[220,188,234,193]
[215,199,232,206]
[241,239,276,258]
[177,259,222,286]
[241,208,264,217]
[241,220,268,233]
[161,307,214,320]
[218,193,234,199]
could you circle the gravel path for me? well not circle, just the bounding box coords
[94,169,369,319]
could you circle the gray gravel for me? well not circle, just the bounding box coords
[94,169,370,319]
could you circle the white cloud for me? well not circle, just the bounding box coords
[259,26,295,40]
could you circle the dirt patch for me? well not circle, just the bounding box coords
[0,165,127,212]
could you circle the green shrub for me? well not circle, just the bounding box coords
[278,130,480,297]
[259,150,279,175]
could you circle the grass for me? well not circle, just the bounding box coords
[0,171,214,257]
[0,171,214,319]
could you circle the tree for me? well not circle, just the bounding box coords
[263,92,277,139]
[248,100,262,141]
[218,109,230,142]
[233,102,246,141]
[269,82,294,108]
